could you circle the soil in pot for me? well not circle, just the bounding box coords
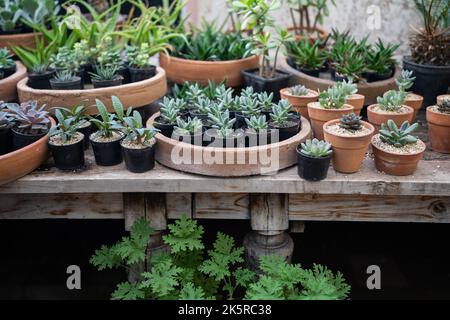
[77,120,92,150]
[153,116,176,138]
[48,132,85,170]
[129,65,156,83]
[1,64,16,78]
[367,104,414,133]
[204,129,245,148]
[323,120,374,173]
[269,117,301,142]
[121,139,156,173]
[427,106,450,154]
[241,69,292,102]
[90,131,124,166]
[50,77,83,90]
[296,145,332,182]
[404,93,424,119]
[0,125,12,155]
[345,94,365,116]
[27,69,55,90]
[245,129,272,147]
[371,134,425,176]
[11,125,48,151]
[91,75,124,89]
[307,102,354,140]
[280,88,319,120]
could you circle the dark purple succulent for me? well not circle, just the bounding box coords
[7,101,50,134]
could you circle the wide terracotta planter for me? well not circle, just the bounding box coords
[0,117,55,186]
[159,52,259,87]
[307,102,354,140]
[371,134,425,176]
[0,32,41,50]
[437,95,450,105]
[323,119,375,173]
[288,26,329,45]
[404,93,424,119]
[280,88,319,120]
[345,94,365,116]
[279,57,400,106]
[0,61,27,102]
[17,67,167,115]
[367,104,414,133]
[427,106,450,153]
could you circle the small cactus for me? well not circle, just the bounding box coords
[339,113,363,132]
[437,98,450,114]
[379,120,419,147]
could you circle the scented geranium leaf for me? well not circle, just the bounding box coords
[259,256,303,291]
[234,267,256,288]
[111,282,146,301]
[199,232,244,281]
[90,244,122,270]
[163,214,204,253]
[298,264,351,300]
[140,259,183,297]
[179,282,213,300]
[114,237,146,265]
[245,276,284,300]
[131,217,154,244]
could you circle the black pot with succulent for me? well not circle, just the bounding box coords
[269,100,301,141]
[403,0,450,107]
[7,101,51,150]
[285,39,326,77]
[49,70,83,90]
[153,97,183,138]
[48,109,85,170]
[363,39,399,82]
[0,47,16,78]
[89,64,124,89]
[296,138,333,182]
[235,90,261,129]
[172,117,204,146]
[205,108,244,148]
[89,99,124,166]
[57,105,92,150]
[49,46,85,86]
[244,115,272,147]
[0,105,14,155]
[126,43,156,83]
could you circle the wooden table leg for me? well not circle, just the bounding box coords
[244,194,294,270]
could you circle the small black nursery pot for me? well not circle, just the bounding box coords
[128,65,156,83]
[296,146,332,182]
[269,118,301,142]
[91,76,124,89]
[173,130,204,146]
[153,117,175,138]
[204,129,245,148]
[1,64,16,78]
[121,142,156,173]
[11,126,48,151]
[28,70,55,90]
[48,133,85,170]
[50,76,83,90]
[241,69,292,102]
[90,133,124,166]
[77,121,92,150]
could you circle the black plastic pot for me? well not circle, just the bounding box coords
[77,121,92,150]
[0,126,12,155]
[50,77,83,90]
[121,142,156,173]
[173,130,204,145]
[118,65,131,84]
[91,76,124,89]
[49,135,85,170]
[11,126,48,151]
[296,146,332,182]
[81,63,94,84]
[90,135,123,166]
[241,69,292,102]
[1,64,16,78]
[300,67,320,78]
[189,111,209,121]
[331,71,349,83]
[403,56,450,108]
[245,129,272,147]
[27,70,55,90]
[269,118,301,142]
[204,129,245,148]
[363,70,393,83]
[129,65,156,83]
[153,117,175,138]
[235,112,255,129]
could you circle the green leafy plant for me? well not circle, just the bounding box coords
[257,92,275,112]
[379,120,419,147]
[339,113,362,132]
[0,47,14,69]
[240,96,261,117]
[49,46,80,72]
[193,97,212,115]
[377,90,407,112]
[335,80,357,97]
[49,109,80,144]
[72,40,91,66]
[209,109,236,138]
[159,97,183,124]
[111,96,132,126]
[174,117,203,135]
[365,39,399,75]
[13,37,52,73]
[56,105,87,125]
[127,43,151,69]
[89,99,122,139]
[300,138,332,158]
[318,87,346,109]
[7,100,50,134]
[288,84,310,96]
[270,100,292,126]
[245,115,268,131]
[185,83,206,105]
[218,89,239,112]
[123,111,159,146]
[53,70,77,82]
[89,64,120,81]
[396,70,415,93]
[437,98,450,114]
[285,39,326,70]
[333,49,365,82]
[241,86,257,100]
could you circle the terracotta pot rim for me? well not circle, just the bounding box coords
[280,88,319,99]
[405,93,424,101]
[371,134,426,156]
[346,93,365,100]
[367,104,414,115]
[307,101,354,111]
[0,31,41,38]
[160,52,259,66]
[323,119,375,139]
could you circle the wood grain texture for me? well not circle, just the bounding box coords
[0,61,27,102]
[123,193,146,231]
[250,194,289,234]
[194,193,249,219]
[17,68,167,114]
[166,193,192,219]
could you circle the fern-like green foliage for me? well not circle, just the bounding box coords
[163,215,204,253]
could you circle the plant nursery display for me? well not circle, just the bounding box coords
[280,84,319,120]
[296,138,333,181]
[427,97,450,153]
[371,120,425,176]
[403,0,450,107]
[323,113,374,173]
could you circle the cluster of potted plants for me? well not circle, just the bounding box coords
[0,47,15,80]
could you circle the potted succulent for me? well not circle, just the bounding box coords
[280,84,319,120]
[437,95,450,105]
[363,39,400,82]
[403,0,450,107]
[323,113,374,173]
[233,0,292,101]
[218,88,240,119]
[58,105,92,150]
[284,39,326,77]
[0,47,15,77]
[245,115,272,147]
[49,46,82,77]
[396,70,424,119]
[0,108,13,155]
[48,109,85,170]
[153,97,183,138]
[126,43,156,83]
[173,117,204,145]
[269,100,301,141]
[89,64,124,89]
[307,86,354,139]
[371,120,425,176]
[367,90,415,133]
[190,97,212,121]
[236,95,261,129]
[121,111,159,173]
[49,70,83,90]
[427,97,450,153]
[7,101,50,150]
[89,99,124,166]
[255,92,275,120]
[296,138,333,181]
[205,109,244,148]
[336,80,365,116]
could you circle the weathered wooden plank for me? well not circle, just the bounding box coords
[123,193,146,231]
[166,193,192,219]
[250,194,289,234]
[0,193,123,219]
[145,193,167,230]
[194,193,249,220]
[289,194,450,223]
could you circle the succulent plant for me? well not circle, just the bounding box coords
[53,70,77,82]
[218,89,239,111]
[0,110,14,129]
[215,85,233,99]
[300,139,333,158]
[288,85,309,97]
[203,80,225,100]
[90,99,122,138]
[240,97,261,117]
[339,113,363,132]
[437,98,450,114]
[50,47,80,72]
[0,47,15,69]
[319,87,346,109]
[335,80,358,97]
[396,70,415,93]
[7,101,50,134]
[72,40,92,66]
[127,43,151,69]
[208,101,225,119]
[89,64,120,81]
[185,83,205,104]
[174,117,203,135]
[377,90,407,112]
[56,105,87,125]
[241,86,257,100]
[379,120,419,147]
[159,97,182,124]
[123,111,159,145]
[245,115,268,131]
[111,96,132,126]
[49,109,80,144]
[95,37,122,70]
[193,97,212,115]
[257,92,274,112]
[270,100,292,126]
[209,109,235,130]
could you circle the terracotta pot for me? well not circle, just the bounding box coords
[280,88,319,120]
[323,119,374,173]
[307,102,354,140]
[0,61,27,102]
[427,106,450,153]
[159,52,259,87]
[367,104,414,133]
[0,32,41,51]
[288,26,329,45]
[404,93,424,119]
[0,117,55,186]
[345,94,365,116]
[437,95,450,105]
[371,134,425,176]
